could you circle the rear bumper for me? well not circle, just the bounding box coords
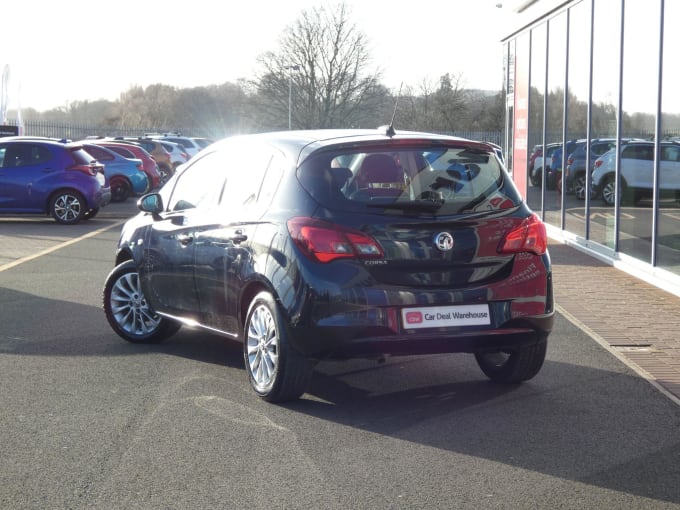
[100,186,112,207]
[289,307,554,360]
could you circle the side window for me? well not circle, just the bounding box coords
[167,151,227,211]
[624,145,653,161]
[662,146,680,162]
[86,145,114,161]
[220,144,274,208]
[3,144,34,167]
[33,145,51,164]
[257,152,286,206]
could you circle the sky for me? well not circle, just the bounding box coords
[1,0,510,112]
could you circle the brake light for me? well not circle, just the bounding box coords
[567,157,573,165]
[594,159,603,168]
[68,163,97,176]
[287,217,384,263]
[498,213,547,256]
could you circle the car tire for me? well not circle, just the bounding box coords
[110,177,131,202]
[601,175,617,206]
[158,164,172,185]
[475,336,547,383]
[530,168,542,186]
[243,291,314,402]
[50,190,86,225]
[103,260,180,343]
[574,174,587,200]
[83,208,99,220]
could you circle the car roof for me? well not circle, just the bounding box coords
[210,128,497,165]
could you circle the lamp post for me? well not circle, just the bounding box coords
[285,64,300,130]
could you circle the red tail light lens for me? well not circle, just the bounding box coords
[498,213,548,256]
[594,159,603,168]
[287,217,384,263]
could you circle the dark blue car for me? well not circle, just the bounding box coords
[0,137,111,224]
[103,129,554,403]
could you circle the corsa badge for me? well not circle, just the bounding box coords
[434,232,454,252]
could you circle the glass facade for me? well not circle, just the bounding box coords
[505,0,680,292]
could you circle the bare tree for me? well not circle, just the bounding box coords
[254,2,385,130]
[433,72,470,131]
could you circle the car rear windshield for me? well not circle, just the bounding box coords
[298,145,521,215]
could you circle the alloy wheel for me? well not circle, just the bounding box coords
[246,304,279,391]
[109,271,161,336]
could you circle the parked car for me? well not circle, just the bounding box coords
[0,137,110,224]
[591,140,680,206]
[116,137,174,184]
[565,138,640,199]
[529,142,561,188]
[158,140,190,169]
[89,139,162,189]
[81,143,149,202]
[154,133,202,158]
[103,128,555,402]
[550,140,580,192]
[190,137,214,150]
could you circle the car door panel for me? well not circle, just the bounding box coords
[140,212,201,319]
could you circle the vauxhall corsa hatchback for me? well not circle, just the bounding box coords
[103,129,554,402]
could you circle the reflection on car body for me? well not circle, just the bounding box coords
[103,128,554,402]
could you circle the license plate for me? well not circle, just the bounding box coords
[401,304,491,329]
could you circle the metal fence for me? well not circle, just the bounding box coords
[3,119,505,146]
[2,119,207,141]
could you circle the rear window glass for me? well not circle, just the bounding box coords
[70,146,96,165]
[298,146,521,215]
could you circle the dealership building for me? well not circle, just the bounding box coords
[501,0,680,296]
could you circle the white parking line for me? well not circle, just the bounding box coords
[0,220,125,273]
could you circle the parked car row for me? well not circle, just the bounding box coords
[530,138,680,207]
[0,133,215,224]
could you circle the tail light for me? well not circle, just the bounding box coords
[497,213,547,256]
[68,163,97,176]
[594,159,603,168]
[287,217,384,263]
[567,157,574,165]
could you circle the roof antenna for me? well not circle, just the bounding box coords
[380,82,402,137]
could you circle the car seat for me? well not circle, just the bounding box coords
[349,154,405,199]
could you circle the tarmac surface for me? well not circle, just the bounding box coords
[549,240,680,406]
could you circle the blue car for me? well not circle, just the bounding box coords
[82,143,149,202]
[0,137,111,224]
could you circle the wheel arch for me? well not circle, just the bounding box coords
[239,279,278,340]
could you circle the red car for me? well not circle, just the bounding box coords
[90,140,162,189]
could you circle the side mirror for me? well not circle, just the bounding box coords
[137,193,164,219]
